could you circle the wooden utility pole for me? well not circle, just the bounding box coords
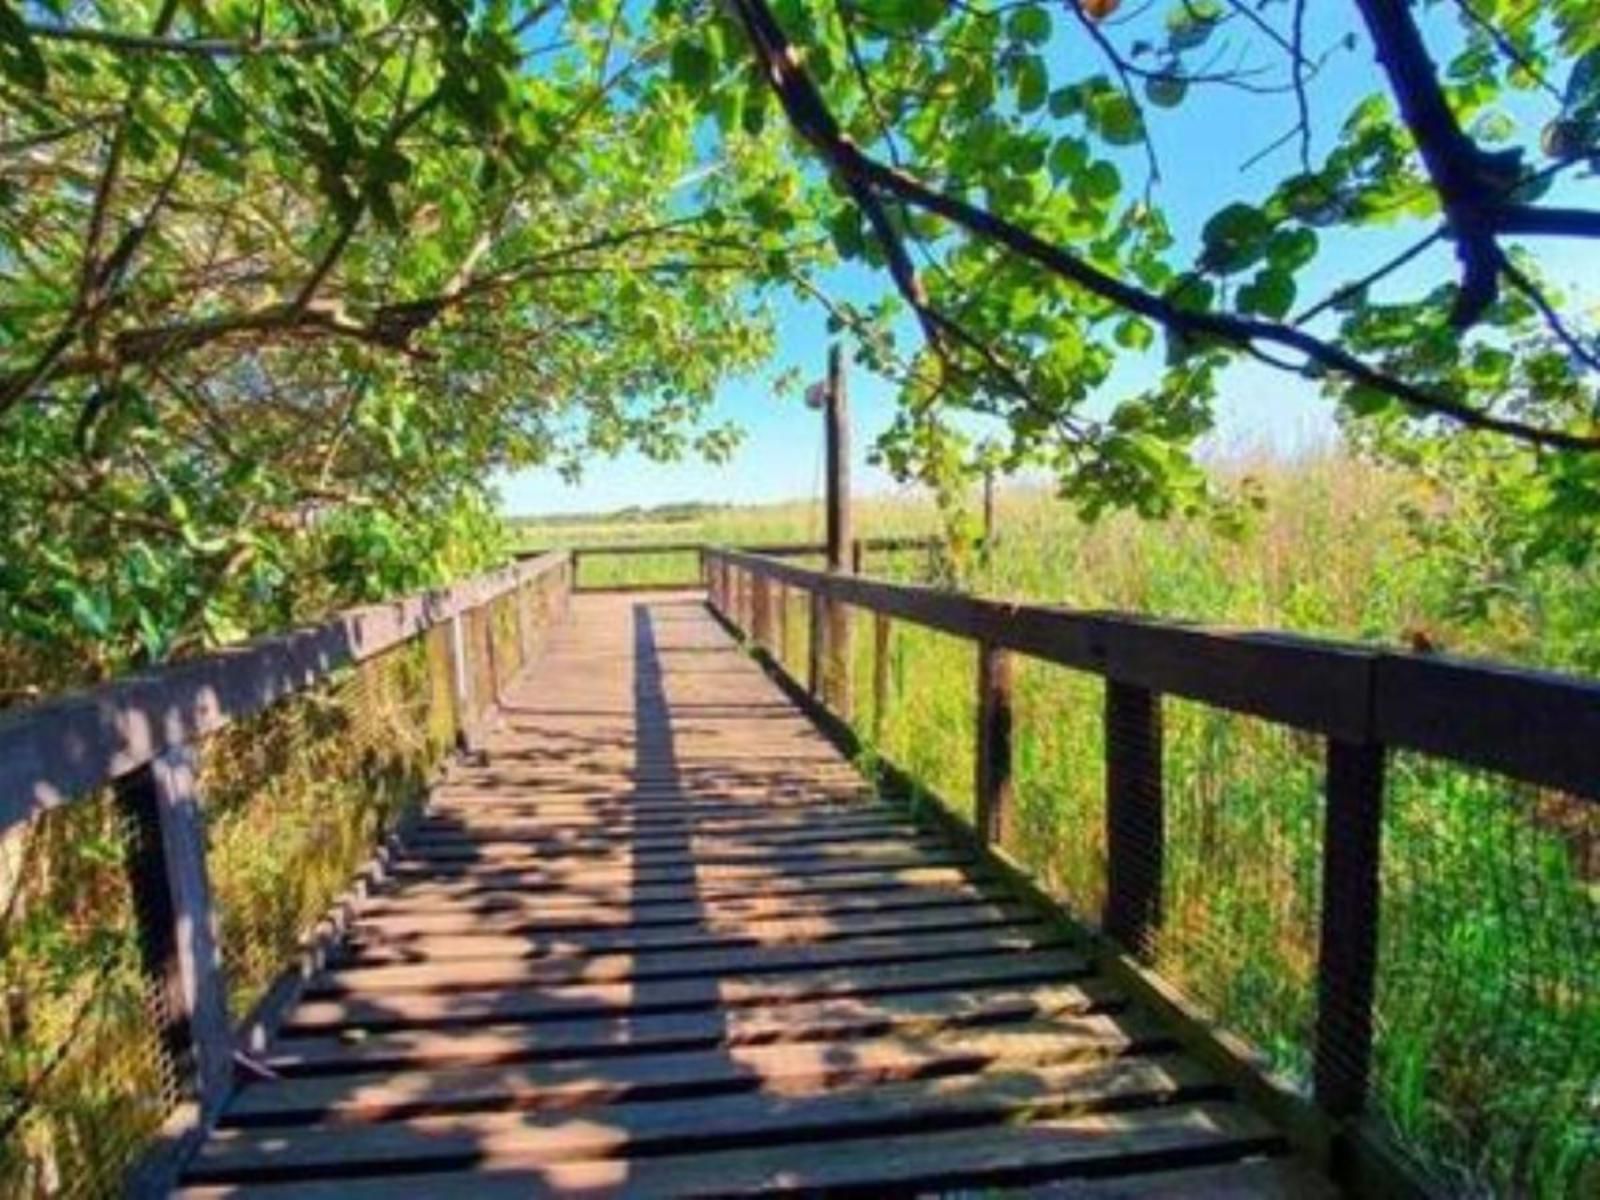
[823,343,853,715]
[825,344,851,572]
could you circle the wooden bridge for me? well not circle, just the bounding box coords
[3,543,1596,1197]
[175,590,1332,1197]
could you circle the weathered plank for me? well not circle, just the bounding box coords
[352,879,1009,936]
[261,978,1125,1074]
[191,1052,1207,1181]
[308,924,1062,997]
[360,865,994,916]
[222,1015,1172,1126]
[339,900,1039,963]
[281,949,1096,1034]
[182,1103,1300,1198]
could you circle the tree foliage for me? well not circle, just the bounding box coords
[708,0,1600,529]
[3,0,1600,687]
[0,0,807,683]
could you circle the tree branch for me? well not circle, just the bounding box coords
[727,0,1600,453]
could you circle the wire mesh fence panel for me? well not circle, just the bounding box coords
[845,603,878,749]
[489,589,523,685]
[1,792,183,1199]
[201,636,450,1020]
[423,622,459,750]
[577,548,701,589]
[780,585,812,683]
[875,622,977,823]
[1008,657,1107,927]
[1373,756,1599,1198]
[464,606,497,728]
[1154,700,1325,1087]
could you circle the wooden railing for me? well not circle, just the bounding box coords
[0,551,572,1193]
[701,545,1600,1192]
[522,535,942,592]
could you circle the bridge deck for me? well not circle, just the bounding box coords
[179,593,1334,1198]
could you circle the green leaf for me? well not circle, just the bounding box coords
[1078,159,1121,202]
[1266,227,1318,271]
[1114,317,1154,350]
[1008,7,1052,45]
[1016,55,1048,114]
[1200,202,1273,273]
[1048,136,1087,182]
[1092,93,1145,146]
[1343,383,1395,417]
[1144,73,1187,109]
[1237,267,1297,319]
[0,7,47,91]
[670,40,715,90]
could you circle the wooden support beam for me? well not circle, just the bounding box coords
[753,574,774,650]
[808,589,823,699]
[778,582,790,664]
[1314,739,1387,1117]
[975,644,1014,847]
[115,746,233,1121]
[1104,681,1163,959]
[449,612,473,752]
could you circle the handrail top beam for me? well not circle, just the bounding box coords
[0,551,570,834]
[705,546,1600,799]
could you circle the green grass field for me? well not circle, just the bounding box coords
[514,452,1599,1198]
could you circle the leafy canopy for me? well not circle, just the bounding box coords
[3,0,1600,683]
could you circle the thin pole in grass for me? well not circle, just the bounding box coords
[820,343,854,717]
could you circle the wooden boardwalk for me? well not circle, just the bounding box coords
[179,593,1334,1198]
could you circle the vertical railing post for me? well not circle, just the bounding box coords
[449,608,474,751]
[851,538,864,576]
[1314,738,1387,1118]
[115,745,233,1121]
[1104,680,1163,958]
[778,581,790,665]
[752,572,773,650]
[807,589,823,698]
[975,643,1014,847]
[872,612,891,744]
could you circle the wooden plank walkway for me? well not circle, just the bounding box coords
[179,593,1335,1198]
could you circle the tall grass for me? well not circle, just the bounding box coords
[516,448,1598,1196]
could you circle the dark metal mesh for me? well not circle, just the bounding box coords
[1007,658,1107,925]
[575,548,701,589]
[462,605,497,725]
[873,622,976,821]
[0,792,183,1199]
[1374,756,1599,1197]
[1154,701,1325,1087]
[201,633,453,1020]
[777,582,812,681]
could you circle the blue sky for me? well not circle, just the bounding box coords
[500,7,1596,516]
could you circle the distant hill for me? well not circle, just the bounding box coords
[508,501,733,528]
